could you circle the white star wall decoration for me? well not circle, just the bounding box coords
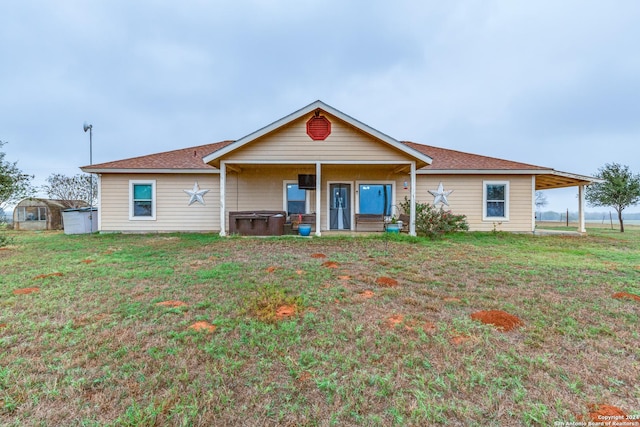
[184,182,209,206]
[428,182,453,206]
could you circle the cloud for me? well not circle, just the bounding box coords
[1,0,640,211]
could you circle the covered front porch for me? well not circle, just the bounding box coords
[218,161,419,237]
[535,171,602,233]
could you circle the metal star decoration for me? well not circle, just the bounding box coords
[428,182,454,206]
[184,182,209,206]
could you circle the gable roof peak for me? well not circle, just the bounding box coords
[202,101,433,165]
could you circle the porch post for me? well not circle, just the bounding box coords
[315,162,322,236]
[532,176,536,233]
[410,162,416,236]
[578,184,586,233]
[219,162,226,237]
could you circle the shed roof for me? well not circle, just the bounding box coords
[15,198,72,209]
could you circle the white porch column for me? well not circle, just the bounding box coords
[219,162,227,237]
[97,174,102,232]
[532,176,536,233]
[410,162,417,236]
[315,162,322,236]
[578,185,586,233]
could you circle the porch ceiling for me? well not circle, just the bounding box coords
[535,173,595,190]
[223,162,412,173]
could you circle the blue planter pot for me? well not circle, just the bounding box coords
[386,224,400,233]
[298,224,312,236]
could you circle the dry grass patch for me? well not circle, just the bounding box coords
[375,276,399,287]
[156,300,188,308]
[244,285,303,324]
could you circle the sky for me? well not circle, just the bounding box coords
[2,0,639,212]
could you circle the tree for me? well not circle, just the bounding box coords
[585,163,640,232]
[0,141,34,210]
[534,191,549,220]
[43,173,97,208]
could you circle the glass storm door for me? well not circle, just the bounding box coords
[329,184,351,230]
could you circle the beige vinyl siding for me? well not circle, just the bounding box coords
[415,175,534,232]
[99,174,220,232]
[225,113,410,163]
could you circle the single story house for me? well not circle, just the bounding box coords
[81,100,597,236]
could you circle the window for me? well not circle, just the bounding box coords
[286,183,306,215]
[17,206,46,221]
[483,181,509,220]
[130,180,156,220]
[359,184,392,215]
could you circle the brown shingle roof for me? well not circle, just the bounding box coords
[402,141,550,171]
[83,139,550,173]
[83,141,235,171]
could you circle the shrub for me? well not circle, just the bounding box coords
[0,216,13,248]
[399,197,469,239]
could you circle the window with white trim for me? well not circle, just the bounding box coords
[483,181,509,220]
[358,183,393,215]
[130,180,156,220]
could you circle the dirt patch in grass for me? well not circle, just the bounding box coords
[13,287,40,295]
[387,314,404,328]
[156,300,188,307]
[470,310,523,331]
[612,292,640,302]
[81,259,95,264]
[245,286,302,323]
[376,277,399,287]
[189,321,216,333]
[266,266,277,273]
[33,272,63,280]
[450,335,472,345]
[310,253,327,259]
[322,261,339,268]
[587,404,627,421]
[338,275,351,280]
[0,323,7,328]
[359,290,375,298]
[275,305,297,319]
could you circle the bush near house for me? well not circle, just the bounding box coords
[400,197,469,239]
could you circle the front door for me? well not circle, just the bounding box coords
[329,183,351,230]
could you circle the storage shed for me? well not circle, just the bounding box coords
[13,198,86,231]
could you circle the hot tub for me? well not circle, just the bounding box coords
[228,211,286,236]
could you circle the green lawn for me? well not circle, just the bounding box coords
[1,229,639,426]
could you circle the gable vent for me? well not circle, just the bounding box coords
[306,112,331,140]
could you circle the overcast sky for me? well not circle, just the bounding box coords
[2,1,639,212]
